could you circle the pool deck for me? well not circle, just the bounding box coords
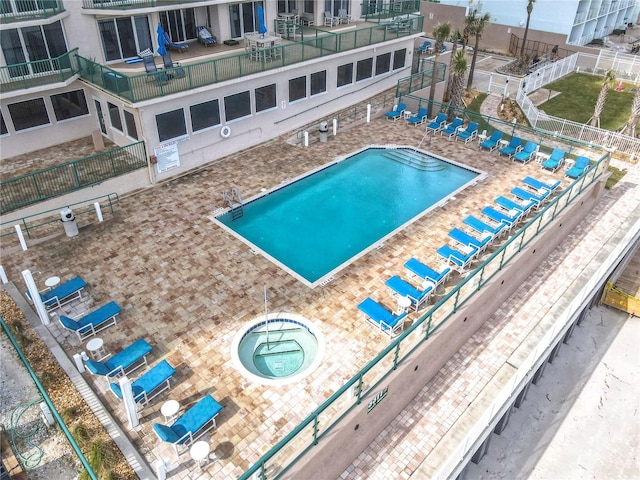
[1,117,638,479]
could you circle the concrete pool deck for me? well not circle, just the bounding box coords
[1,117,638,479]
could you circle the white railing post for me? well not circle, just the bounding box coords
[488,73,493,94]
[14,225,27,251]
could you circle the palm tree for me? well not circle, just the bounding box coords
[520,0,536,56]
[462,12,476,50]
[428,22,451,110]
[591,70,617,128]
[448,50,468,115]
[467,12,491,90]
[621,87,640,136]
[444,29,463,102]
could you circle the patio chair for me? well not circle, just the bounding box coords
[406,107,429,127]
[109,359,176,408]
[522,176,562,194]
[324,11,339,27]
[153,394,224,453]
[565,156,590,179]
[425,112,447,134]
[196,26,217,47]
[357,297,407,337]
[455,121,479,143]
[511,186,550,207]
[403,258,451,289]
[338,8,352,24]
[448,227,492,254]
[143,55,170,85]
[161,52,186,79]
[479,130,503,152]
[58,301,121,341]
[463,214,507,240]
[512,141,538,164]
[385,102,406,121]
[27,275,87,311]
[540,148,566,172]
[494,195,537,215]
[416,40,432,54]
[85,339,153,378]
[481,205,522,229]
[498,136,523,158]
[384,275,433,312]
[436,244,478,274]
[440,117,464,139]
[163,31,189,52]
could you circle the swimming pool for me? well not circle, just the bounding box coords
[215,146,483,287]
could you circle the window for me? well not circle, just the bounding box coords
[393,48,406,70]
[356,58,373,81]
[1,110,8,136]
[160,8,196,42]
[375,52,391,75]
[310,71,326,96]
[289,76,307,102]
[0,21,68,78]
[255,84,276,113]
[229,2,263,39]
[156,109,187,142]
[190,100,221,132]
[337,63,353,87]
[98,16,151,62]
[50,90,89,121]
[107,102,122,132]
[324,0,349,16]
[123,110,138,139]
[8,98,49,131]
[224,91,251,121]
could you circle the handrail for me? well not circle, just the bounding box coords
[0,0,64,23]
[0,315,97,480]
[239,145,609,479]
[0,48,80,93]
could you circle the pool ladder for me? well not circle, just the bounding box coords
[222,188,244,220]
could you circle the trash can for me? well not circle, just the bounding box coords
[60,208,79,237]
[319,121,328,143]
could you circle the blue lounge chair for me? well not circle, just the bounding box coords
[163,31,189,52]
[481,205,522,228]
[511,186,549,207]
[440,118,464,139]
[512,141,538,164]
[357,297,407,337]
[540,148,566,172]
[85,339,153,378]
[479,130,503,152]
[523,176,562,194]
[403,258,451,288]
[416,40,432,54]
[384,275,433,311]
[58,301,121,341]
[196,26,217,47]
[498,137,523,158]
[455,121,478,143]
[425,112,447,134]
[406,107,429,127]
[385,102,406,121]
[153,395,224,453]
[110,359,176,408]
[565,156,590,179]
[27,276,87,311]
[495,195,536,215]
[436,244,478,273]
[448,227,492,253]
[463,215,507,239]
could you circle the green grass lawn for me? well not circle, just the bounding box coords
[539,73,635,131]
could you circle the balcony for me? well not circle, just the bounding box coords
[76,17,423,103]
[81,0,213,11]
[0,49,80,94]
[1,0,64,23]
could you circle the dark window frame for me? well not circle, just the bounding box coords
[190,99,221,132]
[50,90,89,122]
[156,108,187,142]
[356,58,373,82]
[7,97,50,131]
[123,109,138,140]
[337,63,353,88]
[310,70,327,96]
[288,75,307,103]
[224,91,251,122]
[255,84,277,113]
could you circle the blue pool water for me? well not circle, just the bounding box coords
[216,147,480,286]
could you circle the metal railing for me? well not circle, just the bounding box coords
[0,141,145,214]
[81,0,197,8]
[396,60,446,96]
[75,18,423,102]
[239,137,609,480]
[0,0,63,23]
[360,0,421,19]
[0,48,80,93]
[0,193,119,242]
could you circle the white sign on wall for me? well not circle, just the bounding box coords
[154,142,180,173]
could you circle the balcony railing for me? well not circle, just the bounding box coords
[0,0,64,22]
[0,48,80,94]
[76,18,423,103]
[82,0,211,10]
[361,0,421,18]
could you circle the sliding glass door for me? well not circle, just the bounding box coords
[229,1,263,39]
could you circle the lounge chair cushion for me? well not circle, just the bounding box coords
[110,359,175,403]
[404,258,451,284]
[153,395,224,445]
[33,276,87,308]
[385,275,432,305]
[86,338,153,377]
[59,301,120,333]
[357,297,406,333]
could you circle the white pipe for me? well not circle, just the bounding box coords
[119,376,139,428]
[73,353,85,373]
[303,131,309,147]
[22,269,49,325]
[94,202,104,222]
[332,118,337,136]
[15,225,27,251]
[0,266,8,284]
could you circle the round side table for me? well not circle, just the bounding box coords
[160,399,180,423]
[86,337,107,361]
[396,295,412,314]
[45,276,60,290]
[190,441,210,469]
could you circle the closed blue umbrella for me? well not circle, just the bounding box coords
[157,23,167,56]
[257,5,267,37]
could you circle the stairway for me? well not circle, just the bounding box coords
[383,149,446,172]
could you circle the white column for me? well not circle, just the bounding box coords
[0,266,8,284]
[119,376,139,428]
[22,269,49,326]
[366,104,371,123]
[15,225,27,251]
[303,131,309,146]
[94,202,104,222]
[332,118,338,136]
